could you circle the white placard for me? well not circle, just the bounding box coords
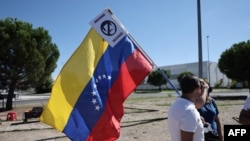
[89,9,128,47]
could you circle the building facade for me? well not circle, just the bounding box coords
[160,61,230,88]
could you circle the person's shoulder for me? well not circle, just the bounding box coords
[244,96,250,104]
[239,108,250,125]
[206,96,215,103]
[246,95,250,101]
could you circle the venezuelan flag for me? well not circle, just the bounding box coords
[40,28,153,141]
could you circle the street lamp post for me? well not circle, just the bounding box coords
[197,0,203,78]
[207,35,211,83]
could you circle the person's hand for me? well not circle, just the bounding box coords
[195,79,210,108]
[200,116,205,125]
[199,79,209,90]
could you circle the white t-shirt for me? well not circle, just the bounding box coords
[243,95,250,110]
[168,97,204,141]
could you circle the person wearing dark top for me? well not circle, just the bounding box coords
[197,88,223,141]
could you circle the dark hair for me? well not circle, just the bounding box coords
[207,83,212,95]
[180,74,201,94]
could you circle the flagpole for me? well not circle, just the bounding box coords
[156,68,181,96]
[105,8,181,96]
[127,33,181,96]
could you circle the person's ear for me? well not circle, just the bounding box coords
[195,86,202,93]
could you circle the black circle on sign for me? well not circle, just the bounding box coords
[100,20,117,36]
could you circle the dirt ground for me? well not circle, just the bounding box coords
[0,93,244,141]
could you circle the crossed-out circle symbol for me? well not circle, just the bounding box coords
[100,20,117,36]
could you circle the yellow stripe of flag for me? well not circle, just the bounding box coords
[40,28,109,131]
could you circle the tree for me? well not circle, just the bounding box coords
[218,40,250,92]
[0,18,60,110]
[35,76,53,94]
[147,69,170,91]
[177,71,194,83]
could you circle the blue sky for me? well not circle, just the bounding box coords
[1,0,250,79]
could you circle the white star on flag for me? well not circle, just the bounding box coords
[92,99,97,104]
[91,73,112,112]
[95,105,101,111]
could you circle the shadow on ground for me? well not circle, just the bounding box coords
[11,120,40,126]
[124,107,158,114]
[35,135,67,141]
[121,117,167,128]
[122,106,167,128]
[212,95,247,100]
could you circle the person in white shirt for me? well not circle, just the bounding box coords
[239,95,250,125]
[168,74,209,141]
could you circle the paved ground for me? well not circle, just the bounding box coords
[0,89,248,141]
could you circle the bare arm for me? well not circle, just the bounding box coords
[181,130,194,141]
[195,89,208,109]
[215,115,223,141]
[239,109,250,125]
[195,79,209,109]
